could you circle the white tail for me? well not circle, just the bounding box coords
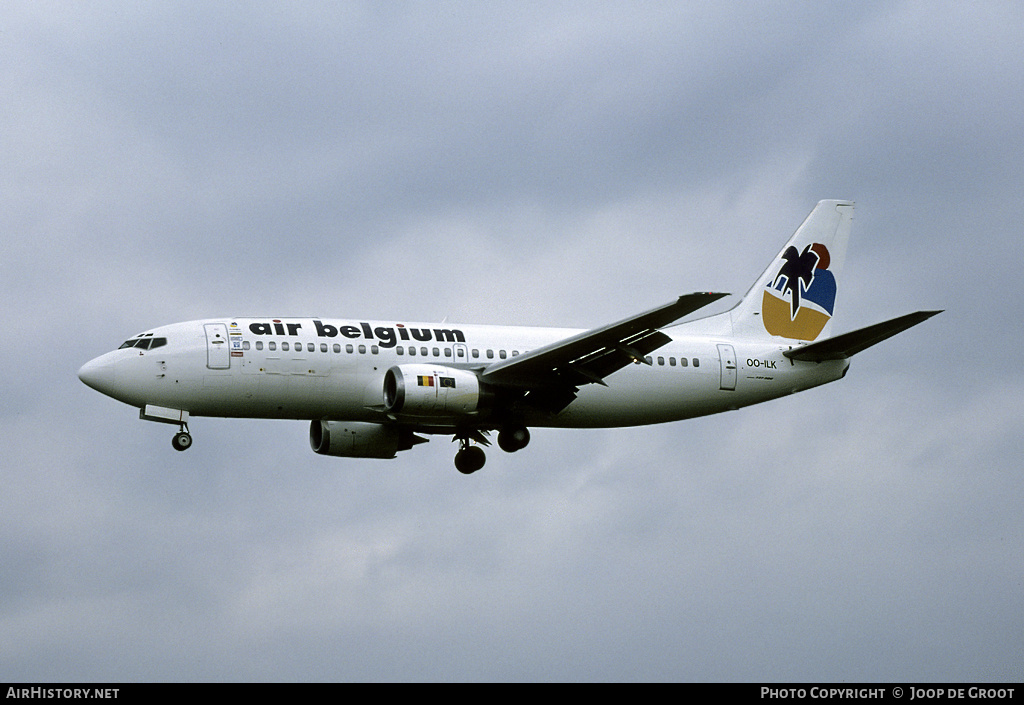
[728,200,854,342]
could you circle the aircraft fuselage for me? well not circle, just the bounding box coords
[80,316,848,429]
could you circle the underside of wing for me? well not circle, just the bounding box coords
[480,292,727,412]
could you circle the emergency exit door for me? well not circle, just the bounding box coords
[717,343,737,391]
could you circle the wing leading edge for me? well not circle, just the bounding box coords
[480,292,727,410]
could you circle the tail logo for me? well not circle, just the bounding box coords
[761,242,836,340]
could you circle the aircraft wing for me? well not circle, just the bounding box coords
[783,310,942,362]
[480,292,727,409]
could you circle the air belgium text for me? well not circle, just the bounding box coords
[246,320,466,349]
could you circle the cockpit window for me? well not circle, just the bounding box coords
[118,337,167,350]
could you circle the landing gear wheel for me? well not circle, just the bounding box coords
[498,426,530,453]
[172,431,192,451]
[454,446,486,474]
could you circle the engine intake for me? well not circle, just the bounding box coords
[383,364,489,416]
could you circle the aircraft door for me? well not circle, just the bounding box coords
[717,343,737,391]
[204,323,231,370]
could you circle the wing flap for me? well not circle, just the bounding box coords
[783,310,942,362]
[567,329,671,381]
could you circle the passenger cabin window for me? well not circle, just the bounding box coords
[282,342,289,351]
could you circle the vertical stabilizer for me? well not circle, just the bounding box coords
[730,200,854,342]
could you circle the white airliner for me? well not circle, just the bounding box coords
[79,201,939,473]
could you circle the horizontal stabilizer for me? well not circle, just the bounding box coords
[783,310,942,362]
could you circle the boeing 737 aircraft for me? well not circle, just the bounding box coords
[79,201,939,473]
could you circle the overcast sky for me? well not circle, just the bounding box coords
[3,1,1023,682]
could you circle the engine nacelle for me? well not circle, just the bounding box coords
[383,364,489,416]
[310,420,402,459]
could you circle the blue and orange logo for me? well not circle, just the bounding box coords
[761,243,836,340]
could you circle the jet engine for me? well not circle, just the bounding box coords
[309,420,423,459]
[383,364,491,416]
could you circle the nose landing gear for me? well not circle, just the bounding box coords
[171,423,192,451]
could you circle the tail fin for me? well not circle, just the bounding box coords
[730,200,854,342]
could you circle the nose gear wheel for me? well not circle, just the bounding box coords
[171,423,192,451]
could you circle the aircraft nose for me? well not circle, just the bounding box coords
[78,357,116,394]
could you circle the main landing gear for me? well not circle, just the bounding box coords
[453,425,531,474]
[454,442,486,475]
[497,426,530,454]
[171,423,192,451]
